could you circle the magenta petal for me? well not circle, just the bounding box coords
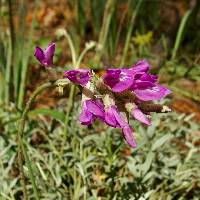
[105,107,118,127]
[135,80,155,89]
[131,60,150,73]
[122,126,137,148]
[79,103,94,125]
[104,106,127,128]
[34,43,55,67]
[134,84,171,101]
[64,69,90,86]
[131,108,151,125]
[34,47,45,65]
[104,106,136,148]
[140,73,157,82]
[103,69,121,88]
[112,109,128,128]
[86,100,104,119]
[44,43,55,66]
[111,77,133,92]
[103,69,134,92]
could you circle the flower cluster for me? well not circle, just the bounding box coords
[34,43,171,148]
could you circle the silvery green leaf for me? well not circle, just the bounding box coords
[151,134,173,151]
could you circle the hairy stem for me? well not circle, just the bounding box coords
[17,82,57,200]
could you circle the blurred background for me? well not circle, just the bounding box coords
[0,0,200,199]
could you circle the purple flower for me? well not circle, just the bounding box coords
[104,106,136,148]
[64,69,90,86]
[102,60,154,93]
[79,99,105,125]
[34,43,55,67]
[103,69,134,92]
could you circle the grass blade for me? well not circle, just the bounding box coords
[94,0,116,64]
[17,0,39,109]
[29,108,65,123]
[120,0,143,66]
[171,9,192,60]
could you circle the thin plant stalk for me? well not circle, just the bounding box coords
[18,0,39,109]
[114,0,131,55]
[17,140,28,200]
[62,35,95,155]
[94,0,116,64]
[5,0,14,105]
[120,0,143,66]
[8,0,15,48]
[76,42,96,67]
[62,30,77,146]
[171,9,192,60]
[63,30,77,67]
[63,84,75,136]
[5,33,12,105]
[14,0,26,101]
[17,82,56,200]
[17,79,69,199]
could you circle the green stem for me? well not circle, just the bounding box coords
[171,9,192,60]
[120,0,143,66]
[61,29,77,140]
[64,85,75,130]
[76,43,96,67]
[61,84,75,154]
[8,0,15,48]
[64,30,77,67]
[14,0,26,102]
[17,140,28,200]
[17,82,56,200]
[94,0,116,64]
[5,31,12,106]
[17,0,39,109]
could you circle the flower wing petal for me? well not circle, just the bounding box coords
[134,84,171,101]
[103,69,133,92]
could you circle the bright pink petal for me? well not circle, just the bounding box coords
[34,46,45,65]
[112,108,128,128]
[86,100,104,119]
[105,107,118,127]
[64,69,90,86]
[130,60,150,73]
[44,43,55,66]
[103,69,134,92]
[134,84,171,101]
[79,102,94,125]
[122,126,137,148]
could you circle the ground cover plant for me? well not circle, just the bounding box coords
[0,0,200,200]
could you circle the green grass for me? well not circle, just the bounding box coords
[1,102,200,199]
